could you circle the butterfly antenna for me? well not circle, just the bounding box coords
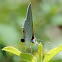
[37,39,44,42]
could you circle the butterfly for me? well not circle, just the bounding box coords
[21,3,36,48]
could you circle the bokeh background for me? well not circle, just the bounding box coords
[0,0,62,62]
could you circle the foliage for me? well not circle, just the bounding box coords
[2,43,62,62]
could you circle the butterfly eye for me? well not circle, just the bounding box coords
[31,38,37,43]
[21,38,25,42]
[31,40,34,43]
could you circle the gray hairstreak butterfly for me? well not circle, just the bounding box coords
[21,3,36,48]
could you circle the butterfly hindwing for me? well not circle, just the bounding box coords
[21,3,36,48]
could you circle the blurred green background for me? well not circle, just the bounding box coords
[0,0,62,62]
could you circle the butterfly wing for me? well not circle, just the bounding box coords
[24,3,33,47]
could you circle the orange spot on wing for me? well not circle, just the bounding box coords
[23,29,25,34]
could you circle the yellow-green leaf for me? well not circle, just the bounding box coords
[2,46,37,62]
[43,45,62,62]
[2,46,21,56]
[20,53,37,62]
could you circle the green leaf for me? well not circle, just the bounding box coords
[43,45,62,62]
[2,46,36,62]
[2,46,21,56]
[20,53,37,62]
[38,42,42,62]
